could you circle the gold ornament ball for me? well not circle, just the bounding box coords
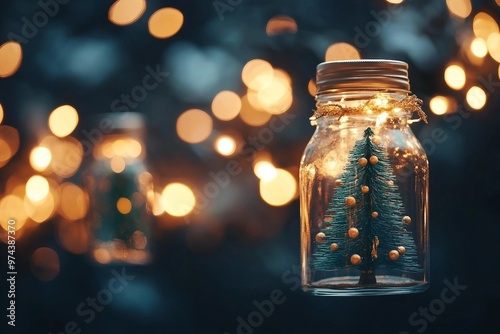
[350,254,362,265]
[315,232,326,243]
[334,179,343,187]
[369,155,379,164]
[372,136,381,145]
[397,246,406,255]
[389,250,400,261]
[345,196,356,207]
[330,243,339,251]
[348,227,359,239]
[371,211,379,218]
[361,185,370,193]
[387,180,394,186]
[358,158,368,167]
[402,216,412,224]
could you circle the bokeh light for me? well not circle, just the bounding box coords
[31,247,60,281]
[48,105,79,138]
[0,195,27,231]
[161,183,196,217]
[57,221,89,254]
[111,156,126,173]
[24,191,55,223]
[215,135,237,156]
[0,103,3,124]
[30,146,52,172]
[486,33,500,62]
[473,12,499,41]
[429,96,449,115]
[308,79,316,97]
[117,197,132,214]
[386,0,404,4]
[470,38,488,58]
[466,86,487,110]
[152,192,164,216]
[445,0,472,19]
[176,109,213,144]
[242,59,274,91]
[211,91,241,121]
[0,41,23,78]
[108,0,146,26]
[266,16,298,36]
[59,183,88,221]
[0,125,20,166]
[325,42,360,62]
[259,168,297,206]
[40,136,83,178]
[254,161,277,181]
[444,64,466,90]
[239,95,272,126]
[148,7,184,39]
[26,175,50,203]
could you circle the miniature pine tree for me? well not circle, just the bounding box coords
[313,127,421,285]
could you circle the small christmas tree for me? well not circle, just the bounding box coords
[313,127,421,284]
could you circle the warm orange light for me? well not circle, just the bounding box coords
[386,0,404,3]
[444,64,466,90]
[0,103,3,124]
[0,125,20,164]
[429,96,449,115]
[48,105,79,138]
[57,221,89,254]
[239,95,272,126]
[93,248,112,264]
[266,15,298,36]
[59,183,88,220]
[109,0,146,26]
[0,195,28,231]
[31,247,60,281]
[242,59,274,90]
[308,79,316,97]
[117,197,132,214]
[487,33,500,62]
[254,161,277,181]
[26,175,50,203]
[473,12,499,41]
[40,136,83,178]
[445,0,471,19]
[161,183,196,217]
[24,191,55,223]
[110,156,126,173]
[470,38,488,58]
[30,146,52,172]
[148,7,184,38]
[215,135,237,156]
[325,42,361,61]
[259,168,297,206]
[176,109,213,144]
[211,91,241,121]
[466,86,487,110]
[0,41,23,78]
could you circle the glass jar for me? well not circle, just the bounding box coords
[82,112,154,265]
[300,60,429,296]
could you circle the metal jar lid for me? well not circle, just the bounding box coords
[316,59,410,95]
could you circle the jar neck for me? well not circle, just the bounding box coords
[313,90,415,126]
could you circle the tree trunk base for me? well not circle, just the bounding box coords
[358,270,376,285]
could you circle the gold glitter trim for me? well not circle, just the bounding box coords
[311,94,428,124]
